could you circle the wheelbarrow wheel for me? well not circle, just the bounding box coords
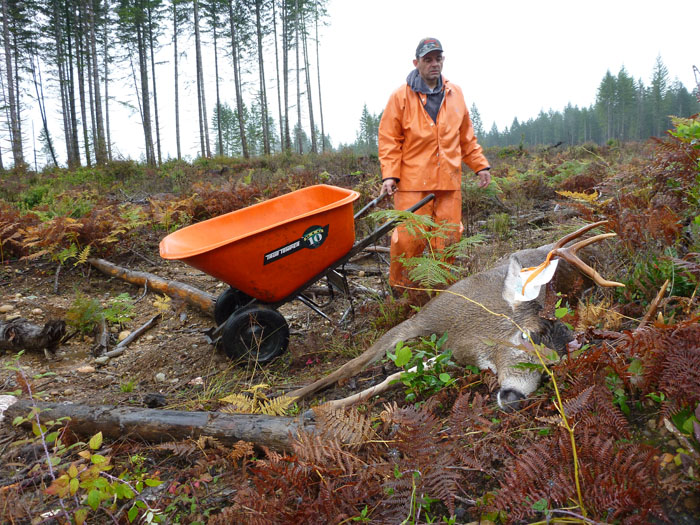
[221,306,289,363]
[214,287,253,326]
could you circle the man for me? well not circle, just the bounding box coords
[378,37,491,293]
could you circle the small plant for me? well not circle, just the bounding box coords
[45,431,165,524]
[66,292,104,334]
[606,372,631,416]
[103,292,135,326]
[387,332,457,403]
[371,208,484,289]
[66,292,135,334]
[120,380,137,393]
[487,212,511,240]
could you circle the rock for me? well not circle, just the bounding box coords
[63,388,74,396]
[0,304,14,313]
[145,335,155,341]
[31,308,43,315]
[118,330,131,342]
[94,356,110,365]
[76,366,96,374]
[155,372,166,382]
[143,393,166,408]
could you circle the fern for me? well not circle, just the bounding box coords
[258,395,295,416]
[220,385,294,415]
[312,405,375,447]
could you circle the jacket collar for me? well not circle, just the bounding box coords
[406,68,444,94]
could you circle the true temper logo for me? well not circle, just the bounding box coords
[264,225,329,265]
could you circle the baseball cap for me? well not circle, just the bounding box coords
[415,37,443,58]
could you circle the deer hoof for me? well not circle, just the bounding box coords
[497,388,526,411]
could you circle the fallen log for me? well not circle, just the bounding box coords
[88,258,215,317]
[0,319,65,354]
[4,398,314,451]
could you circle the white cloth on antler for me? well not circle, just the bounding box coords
[510,258,559,303]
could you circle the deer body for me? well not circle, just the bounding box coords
[289,222,621,409]
[363,244,581,407]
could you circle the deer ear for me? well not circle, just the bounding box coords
[502,255,559,307]
[502,256,524,308]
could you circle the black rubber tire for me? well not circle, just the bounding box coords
[220,306,289,364]
[214,287,253,326]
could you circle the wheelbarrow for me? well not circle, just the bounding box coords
[159,184,434,364]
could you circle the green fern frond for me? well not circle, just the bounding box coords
[442,233,485,259]
[401,256,458,287]
[369,209,439,237]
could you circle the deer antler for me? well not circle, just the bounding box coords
[520,221,624,293]
[551,231,624,288]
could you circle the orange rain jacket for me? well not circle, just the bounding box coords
[378,77,490,191]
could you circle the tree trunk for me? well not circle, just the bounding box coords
[172,1,181,160]
[136,21,155,165]
[212,12,223,156]
[301,12,316,153]
[193,0,211,158]
[282,0,290,151]
[147,4,162,166]
[65,5,81,167]
[314,1,325,152]
[76,5,92,166]
[227,0,248,158]
[4,399,315,452]
[30,55,58,167]
[254,0,270,154]
[1,0,23,169]
[294,0,302,153]
[103,0,112,161]
[53,1,76,168]
[89,0,107,164]
[272,0,285,153]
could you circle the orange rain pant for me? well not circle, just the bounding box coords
[390,190,463,288]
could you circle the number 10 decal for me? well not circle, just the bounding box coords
[263,225,329,265]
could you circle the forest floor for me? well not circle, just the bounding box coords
[1,139,699,524]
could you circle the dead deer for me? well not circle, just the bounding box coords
[289,221,623,410]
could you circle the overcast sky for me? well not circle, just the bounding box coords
[20,0,700,166]
[318,0,700,146]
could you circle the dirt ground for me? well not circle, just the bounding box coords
[0,236,405,411]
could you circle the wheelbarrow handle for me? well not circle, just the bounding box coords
[353,191,389,220]
[353,191,435,221]
[404,193,435,213]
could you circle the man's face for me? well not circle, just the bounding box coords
[413,50,444,86]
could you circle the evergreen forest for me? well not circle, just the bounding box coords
[1,0,699,171]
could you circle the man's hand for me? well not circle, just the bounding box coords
[477,169,491,188]
[381,178,398,196]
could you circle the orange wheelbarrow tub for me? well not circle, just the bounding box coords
[159,184,434,365]
[160,184,360,303]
